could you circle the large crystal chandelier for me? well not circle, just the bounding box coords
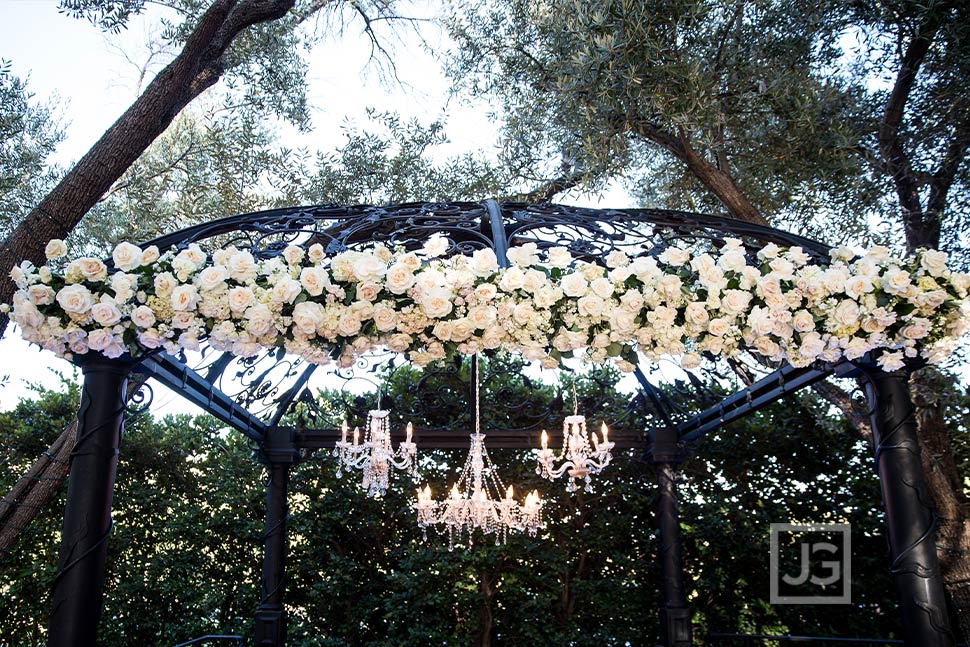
[535,377,614,492]
[333,404,418,498]
[415,357,543,549]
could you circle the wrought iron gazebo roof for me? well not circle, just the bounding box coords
[130,200,840,455]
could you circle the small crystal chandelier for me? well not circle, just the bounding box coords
[333,397,418,498]
[415,357,543,549]
[535,376,614,492]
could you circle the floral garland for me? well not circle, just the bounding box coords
[5,235,970,373]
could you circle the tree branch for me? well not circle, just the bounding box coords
[0,0,297,336]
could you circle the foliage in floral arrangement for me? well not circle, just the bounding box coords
[5,234,970,373]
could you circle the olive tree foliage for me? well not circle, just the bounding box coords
[0,62,65,239]
[443,0,880,239]
[443,0,970,256]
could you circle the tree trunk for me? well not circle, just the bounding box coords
[912,368,970,640]
[0,0,296,337]
[477,569,497,647]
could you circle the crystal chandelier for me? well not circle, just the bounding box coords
[333,404,418,498]
[535,377,614,492]
[415,357,543,549]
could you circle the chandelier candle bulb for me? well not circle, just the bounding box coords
[333,409,420,498]
[535,406,615,492]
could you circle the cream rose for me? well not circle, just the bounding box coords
[56,284,95,314]
[920,250,949,277]
[91,302,122,326]
[560,272,588,298]
[75,257,108,282]
[372,304,399,332]
[474,283,498,303]
[546,246,573,268]
[227,251,258,282]
[307,244,326,264]
[198,266,229,292]
[140,245,160,266]
[385,263,416,294]
[423,234,449,257]
[271,278,302,304]
[283,245,304,266]
[227,286,255,313]
[506,243,539,267]
[468,305,497,329]
[352,254,388,283]
[45,239,67,260]
[131,305,156,328]
[171,284,201,312]
[792,310,816,333]
[246,304,276,337]
[386,333,413,352]
[86,328,116,352]
[513,302,537,326]
[112,242,143,271]
[832,299,861,328]
[499,267,526,292]
[577,295,606,318]
[421,287,454,319]
[27,284,55,306]
[605,250,630,268]
[590,277,614,299]
[292,302,324,335]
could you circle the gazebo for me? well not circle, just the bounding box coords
[16,201,960,647]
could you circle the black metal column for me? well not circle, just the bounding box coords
[48,355,134,647]
[650,426,693,647]
[254,427,299,647]
[860,366,955,646]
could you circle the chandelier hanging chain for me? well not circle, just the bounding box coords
[535,371,615,493]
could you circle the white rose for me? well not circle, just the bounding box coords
[56,284,95,314]
[720,290,752,316]
[292,302,324,335]
[372,304,399,332]
[283,245,304,266]
[27,284,55,306]
[75,257,108,282]
[337,314,362,337]
[451,318,475,341]
[546,247,573,268]
[560,272,588,298]
[877,350,906,372]
[112,242,143,271]
[271,277,302,304]
[659,247,690,267]
[792,310,816,333]
[131,305,156,328]
[844,275,873,299]
[352,254,388,283]
[384,263,416,294]
[87,328,116,352]
[171,284,201,311]
[307,243,326,264]
[798,331,826,359]
[920,250,949,277]
[137,328,164,349]
[227,251,258,282]
[844,337,872,360]
[684,302,709,327]
[298,266,330,297]
[422,234,450,258]
[534,285,563,309]
[421,287,454,319]
[91,302,122,326]
[522,269,546,294]
[718,249,748,273]
[467,305,497,329]
[198,265,229,292]
[506,243,539,267]
[226,286,255,313]
[901,318,931,340]
[246,304,276,337]
[386,333,413,352]
[658,274,683,299]
[499,267,526,292]
[707,317,731,337]
[140,245,160,266]
[832,299,861,328]
[12,299,44,328]
[605,250,630,268]
[513,302,537,326]
[45,239,68,260]
[356,283,381,302]
[474,283,498,302]
[610,308,638,333]
[881,268,911,295]
[577,295,606,318]
[590,277,614,298]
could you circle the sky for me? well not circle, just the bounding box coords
[0,1,634,415]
